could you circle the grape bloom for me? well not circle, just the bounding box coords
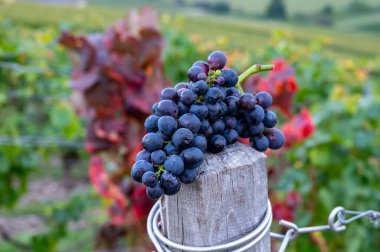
[132,51,285,199]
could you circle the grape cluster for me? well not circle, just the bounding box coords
[131,51,285,199]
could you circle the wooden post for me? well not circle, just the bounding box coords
[160,142,270,251]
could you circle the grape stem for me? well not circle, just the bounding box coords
[236,64,274,93]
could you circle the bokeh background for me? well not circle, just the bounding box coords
[0,0,379,251]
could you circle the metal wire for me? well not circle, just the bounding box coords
[147,200,273,252]
[0,135,83,148]
[148,200,380,252]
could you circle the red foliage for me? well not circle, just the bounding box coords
[282,108,315,148]
[272,191,300,222]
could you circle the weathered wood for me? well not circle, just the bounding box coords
[160,142,270,251]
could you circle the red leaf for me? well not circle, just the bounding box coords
[282,108,315,148]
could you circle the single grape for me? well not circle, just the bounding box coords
[223,129,238,145]
[245,105,265,124]
[208,134,227,153]
[177,101,190,116]
[164,155,185,175]
[142,171,158,187]
[207,51,227,70]
[178,113,201,133]
[179,168,198,184]
[175,82,189,91]
[197,72,207,81]
[220,69,238,87]
[150,150,167,166]
[160,171,181,195]
[226,87,241,98]
[192,61,209,74]
[236,119,250,138]
[211,119,225,135]
[216,76,225,85]
[224,116,238,129]
[264,128,285,150]
[135,150,151,162]
[157,100,178,118]
[213,84,227,99]
[255,91,273,109]
[181,147,204,169]
[152,102,159,115]
[161,87,179,102]
[131,160,154,183]
[188,66,204,82]
[192,134,207,152]
[177,88,187,96]
[180,89,198,106]
[249,122,265,136]
[206,102,222,120]
[158,116,178,135]
[159,131,171,142]
[263,110,277,128]
[142,132,163,152]
[190,80,209,95]
[251,135,269,152]
[144,115,160,133]
[219,102,228,116]
[190,103,208,119]
[239,93,256,111]
[164,142,180,155]
[205,87,224,104]
[200,119,214,138]
[224,96,239,116]
[146,183,164,200]
[173,128,194,147]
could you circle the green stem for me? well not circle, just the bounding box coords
[236,64,274,93]
[155,165,165,177]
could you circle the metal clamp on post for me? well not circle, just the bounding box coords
[147,200,273,252]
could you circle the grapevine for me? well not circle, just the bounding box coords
[132,51,285,199]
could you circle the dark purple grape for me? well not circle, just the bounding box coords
[177,88,187,96]
[144,115,160,133]
[216,76,225,85]
[177,101,189,116]
[226,87,241,98]
[131,160,154,183]
[192,134,207,152]
[135,150,151,162]
[200,119,213,138]
[151,150,166,166]
[158,116,178,135]
[142,133,163,152]
[213,85,227,99]
[206,87,224,104]
[178,113,201,133]
[188,66,203,82]
[180,89,198,106]
[161,87,179,102]
[223,129,238,145]
[219,101,228,116]
[197,73,207,81]
[157,100,178,118]
[146,183,164,200]
[190,103,208,119]
[220,69,238,87]
[159,132,171,142]
[263,110,277,128]
[249,122,265,136]
[192,61,209,74]
[173,128,194,147]
[208,134,227,153]
[239,93,256,111]
[190,80,209,95]
[142,171,158,187]
[179,168,197,184]
[160,171,181,195]
[164,155,184,175]
[207,51,227,70]
[181,147,204,169]
[211,119,225,135]
[236,119,250,138]
[175,82,189,91]
[152,102,159,115]
[245,105,265,124]
[164,142,180,155]
[264,128,285,150]
[251,135,269,152]
[206,102,222,120]
[256,91,273,109]
[224,96,239,115]
[224,116,237,129]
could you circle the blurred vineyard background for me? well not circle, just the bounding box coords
[0,0,379,251]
